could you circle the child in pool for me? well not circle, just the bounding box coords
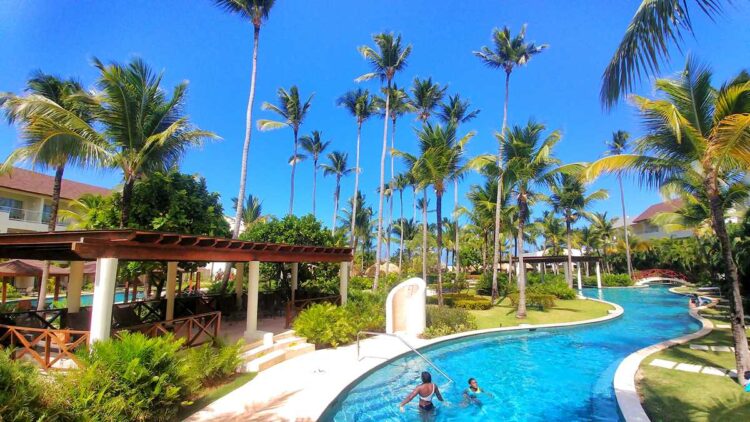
[462,378,492,406]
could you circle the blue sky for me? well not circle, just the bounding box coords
[1,1,749,230]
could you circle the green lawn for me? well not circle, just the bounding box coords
[469,297,614,329]
[638,312,750,421]
[177,372,256,419]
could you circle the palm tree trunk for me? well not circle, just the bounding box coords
[374,80,392,290]
[516,207,527,318]
[412,186,417,221]
[386,191,393,276]
[491,70,512,303]
[618,174,633,277]
[705,173,750,385]
[312,159,318,217]
[120,177,135,228]
[350,121,362,248]
[454,179,460,276]
[331,177,340,236]
[482,232,488,271]
[399,190,404,275]
[565,216,574,288]
[435,190,444,307]
[37,165,65,311]
[289,129,299,215]
[422,190,428,282]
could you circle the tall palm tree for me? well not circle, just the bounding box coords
[502,122,561,317]
[600,0,726,108]
[321,151,352,235]
[417,194,430,281]
[257,85,314,215]
[589,212,616,272]
[587,59,750,380]
[214,0,274,236]
[549,173,608,288]
[474,24,547,300]
[231,193,267,229]
[58,193,108,230]
[1,73,107,310]
[410,77,446,122]
[299,130,330,217]
[337,88,377,249]
[606,130,634,278]
[392,173,410,273]
[356,32,412,289]
[391,218,418,264]
[397,124,476,306]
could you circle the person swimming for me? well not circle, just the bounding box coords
[399,371,444,413]
[462,377,492,406]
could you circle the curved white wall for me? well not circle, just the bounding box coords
[385,277,426,336]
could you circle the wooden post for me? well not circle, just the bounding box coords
[1,277,7,304]
[89,257,118,344]
[131,279,138,301]
[145,274,152,298]
[196,272,201,292]
[68,261,84,313]
[244,261,260,338]
[235,263,245,308]
[291,263,298,306]
[166,262,178,320]
[53,276,60,302]
[123,281,129,303]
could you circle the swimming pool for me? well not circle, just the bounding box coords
[9,291,144,307]
[321,287,699,421]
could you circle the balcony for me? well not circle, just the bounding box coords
[0,206,68,232]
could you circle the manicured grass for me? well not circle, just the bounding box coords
[177,372,256,419]
[468,297,614,330]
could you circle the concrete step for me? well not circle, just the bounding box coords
[241,336,306,361]
[244,349,286,372]
[285,342,315,360]
[274,330,297,341]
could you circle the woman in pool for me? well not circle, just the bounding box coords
[399,371,444,414]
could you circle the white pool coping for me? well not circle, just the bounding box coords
[184,295,622,421]
[613,288,715,422]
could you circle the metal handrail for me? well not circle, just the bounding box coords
[357,330,453,383]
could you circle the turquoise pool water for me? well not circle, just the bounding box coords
[322,287,699,421]
[12,291,143,307]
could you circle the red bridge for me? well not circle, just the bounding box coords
[633,269,689,285]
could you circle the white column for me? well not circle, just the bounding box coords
[67,261,84,313]
[89,257,118,344]
[339,262,349,306]
[244,261,261,339]
[165,261,177,320]
[596,261,602,290]
[576,263,583,291]
[234,262,245,307]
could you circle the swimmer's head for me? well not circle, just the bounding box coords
[468,378,478,388]
[421,372,432,383]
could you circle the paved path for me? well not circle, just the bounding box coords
[649,358,737,378]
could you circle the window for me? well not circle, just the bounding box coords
[0,197,24,220]
[42,204,53,224]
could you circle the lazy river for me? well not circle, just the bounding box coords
[322,286,699,421]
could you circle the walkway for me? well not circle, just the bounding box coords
[649,358,738,378]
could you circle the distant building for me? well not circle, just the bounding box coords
[629,200,692,240]
[0,167,110,233]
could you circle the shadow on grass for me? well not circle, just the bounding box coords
[663,347,733,371]
[643,385,750,422]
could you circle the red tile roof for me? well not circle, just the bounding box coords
[632,200,684,223]
[0,259,69,276]
[0,167,110,200]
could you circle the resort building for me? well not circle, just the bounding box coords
[628,200,692,240]
[0,167,110,233]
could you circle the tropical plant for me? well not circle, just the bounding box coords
[59,193,110,230]
[299,130,330,217]
[587,59,750,380]
[213,0,275,239]
[321,151,352,235]
[356,32,412,289]
[589,212,617,272]
[231,193,267,230]
[257,85,314,215]
[392,173,410,272]
[474,24,547,305]
[337,88,377,247]
[410,77,446,122]
[606,130,634,277]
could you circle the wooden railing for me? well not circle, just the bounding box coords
[285,295,341,328]
[0,324,89,369]
[114,311,221,348]
[0,308,67,330]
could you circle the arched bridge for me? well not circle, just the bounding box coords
[633,269,689,286]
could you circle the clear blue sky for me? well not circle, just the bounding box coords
[1,1,749,230]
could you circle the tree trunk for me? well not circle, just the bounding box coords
[412,186,417,221]
[422,190,428,282]
[565,216,574,288]
[289,129,298,215]
[706,173,750,385]
[385,117,396,277]
[120,177,135,228]
[331,177,340,236]
[491,71,511,303]
[350,121,362,248]
[454,179,460,276]
[373,80,392,290]
[436,191,444,306]
[618,174,633,277]
[516,206,527,318]
[399,190,404,275]
[312,158,318,217]
[37,164,66,311]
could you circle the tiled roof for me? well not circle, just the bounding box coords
[0,167,110,200]
[0,259,69,276]
[632,200,684,223]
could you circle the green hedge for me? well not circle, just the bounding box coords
[582,273,634,287]
[0,349,54,420]
[527,280,577,300]
[424,305,477,338]
[507,292,556,310]
[427,293,492,310]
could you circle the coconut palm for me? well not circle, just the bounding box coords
[58,193,108,230]
[549,173,608,288]
[589,212,616,272]
[391,218,419,263]
[588,59,750,379]
[474,24,547,306]
[231,193,267,229]
[606,130,634,278]
[535,211,566,257]
[501,121,561,317]
[600,0,727,108]
[410,77,446,122]
[356,32,412,289]
[392,173,410,273]
[257,85,314,215]
[321,151,352,235]
[299,130,330,217]
[341,191,374,271]
[417,194,430,280]
[337,88,377,248]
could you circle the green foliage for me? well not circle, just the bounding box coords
[293,303,356,348]
[0,349,48,421]
[424,305,477,338]
[527,280,577,300]
[582,273,633,287]
[183,339,244,387]
[350,276,373,290]
[427,293,492,310]
[476,271,513,296]
[508,292,556,310]
[63,332,194,422]
[1,283,20,299]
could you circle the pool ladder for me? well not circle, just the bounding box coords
[356,331,454,383]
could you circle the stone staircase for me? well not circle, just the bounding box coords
[241,330,315,373]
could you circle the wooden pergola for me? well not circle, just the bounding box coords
[503,255,604,290]
[0,230,353,358]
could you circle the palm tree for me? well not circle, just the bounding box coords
[589,212,616,273]
[535,211,566,257]
[397,124,476,306]
[474,24,547,304]
[606,130,634,278]
[417,194,430,281]
[1,73,107,310]
[600,0,727,108]
[391,218,418,264]
[213,0,275,238]
[257,85,314,215]
[588,59,750,380]
[321,152,352,235]
[549,173,608,288]
[337,89,377,248]
[410,77,446,122]
[501,122,561,317]
[356,32,412,289]
[231,193,267,229]
[341,191,374,272]
[392,173,410,273]
[299,130,330,217]
[58,193,108,230]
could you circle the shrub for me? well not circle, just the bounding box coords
[476,272,513,296]
[424,305,477,338]
[508,293,556,310]
[347,290,386,332]
[350,276,372,290]
[63,332,194,422]
[184,339,244,387]
[293,303,357,348]
[2,283,21,299]
[527,280,577,300]
[603,273,634,286]
[427,293,492,310]
[0,349,47,420]
[526,272,566,285]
